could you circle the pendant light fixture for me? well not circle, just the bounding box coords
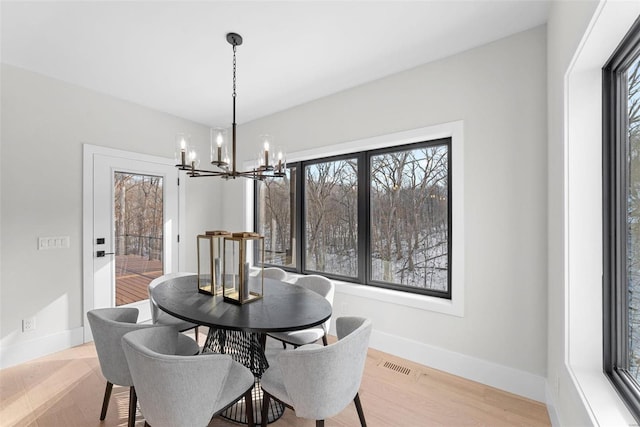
[175,32,286,180]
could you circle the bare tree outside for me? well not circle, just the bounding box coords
[305,158,358,277]
[370,146,448,291]
[256,167,296,267]
[114,172,164,305]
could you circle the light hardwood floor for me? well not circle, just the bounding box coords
[0,330,550,426]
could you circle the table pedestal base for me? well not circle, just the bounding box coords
[220,378,284,425]
[204,329,284,424]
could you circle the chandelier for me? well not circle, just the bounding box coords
[175,32,286,180]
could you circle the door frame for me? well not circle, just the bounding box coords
[82,144,186,342]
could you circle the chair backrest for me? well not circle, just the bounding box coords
[294,275,335,332]
[87,307,162,386]
[276,316,372,420]
[262,267,288,281]
[148,272,194,323]
[122,326,240,427]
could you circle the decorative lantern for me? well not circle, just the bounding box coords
[196,231,231,295]
[223,232,264,305]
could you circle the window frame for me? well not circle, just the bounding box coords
[301,152,364,282]
[603,16,640,420]
[254,137,452,299]
[366,139,452,298]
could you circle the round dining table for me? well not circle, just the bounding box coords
[151,273,332,424]
[152,274,332,334]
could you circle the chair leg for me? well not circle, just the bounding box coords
[316,420,325,427]
[244,387,254,426]
[282,341,287,349]
[322,335,328,346]
[100,381,113,420]
[128,386,137,427]
[261,390,271,427]
[194,326,199,344]
[354,393,367,427]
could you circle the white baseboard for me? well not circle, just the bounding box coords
[545,383,561,426]
[370,329,547,403]
[0,327,84,369]
[1,325,548,405]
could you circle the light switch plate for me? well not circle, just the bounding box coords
[38,236,70,250]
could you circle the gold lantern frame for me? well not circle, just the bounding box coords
[222,232,264,305]
[196,230,231,295]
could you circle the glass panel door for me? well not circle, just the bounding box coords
[114,172,164,306]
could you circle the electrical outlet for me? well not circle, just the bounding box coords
[22,317,36,332]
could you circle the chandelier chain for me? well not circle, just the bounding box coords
[232,45,237,98]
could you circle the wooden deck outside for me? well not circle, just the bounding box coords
[115,255,163,306]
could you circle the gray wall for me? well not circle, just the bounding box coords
[0,64,219,363]
[227,26,548,383]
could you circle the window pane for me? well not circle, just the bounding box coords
[628,56,640,380]
[256,167,297,268]
[304,158,358,277]
[370,145,449,292]
[114,172,164,306]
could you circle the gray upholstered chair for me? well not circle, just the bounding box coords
[262,267,288,281]
[148,272,200,342]
[260,316,372,427]
[87,307,199,427]
[268,275,335,347]
[122,326,256,427]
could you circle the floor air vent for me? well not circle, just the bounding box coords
[383,361,411,375]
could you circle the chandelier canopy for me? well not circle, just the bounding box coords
[175,32,286,181]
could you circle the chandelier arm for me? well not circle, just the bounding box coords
[184,164,275,180]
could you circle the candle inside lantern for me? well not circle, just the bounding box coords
[214,257,221,289]
[263,141,270,168]
[243,262,250,300]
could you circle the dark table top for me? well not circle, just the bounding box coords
[152,274,332,333]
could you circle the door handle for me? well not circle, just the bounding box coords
[96,251,115,257]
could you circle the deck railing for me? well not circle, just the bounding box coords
[115,234,163,261]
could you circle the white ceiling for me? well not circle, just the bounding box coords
[1,1,550,126]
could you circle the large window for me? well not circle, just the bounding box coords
[604,18,640,420]
[255,137,451,298]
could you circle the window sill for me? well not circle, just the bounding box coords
[283,272,464,317]
[336,279,464,317]
[568,365,636,426]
